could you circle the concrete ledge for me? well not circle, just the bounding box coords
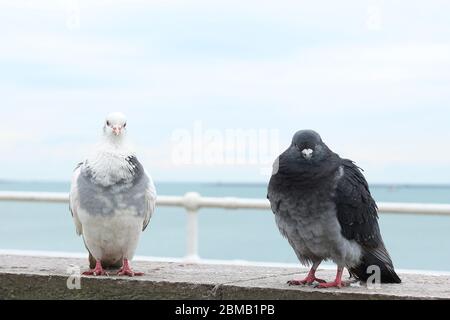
[1,254,449,300]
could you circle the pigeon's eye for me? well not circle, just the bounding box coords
[106,121,110,126]
[123,123,127,128]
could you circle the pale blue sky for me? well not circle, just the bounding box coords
[1,0,450,184]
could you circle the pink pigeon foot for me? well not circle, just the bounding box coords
[117,259,144,277]
[315,267,350,289]
[288,276,326,286]
[288,264,326,286]
[82,260,108,276]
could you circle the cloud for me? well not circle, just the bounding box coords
[1,1,450,183]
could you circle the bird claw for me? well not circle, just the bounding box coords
[288,277,326,286]
[82,269,109,276]
[314,280,351,289]
[116,259,144,277]
[117,266,144,277]
[82,260,109,276]
[117,269,144,277]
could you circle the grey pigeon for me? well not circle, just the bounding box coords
[268,130,401,288]
[70,112,156,276]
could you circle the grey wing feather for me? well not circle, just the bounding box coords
[336,160,400,283]
[335,159,381,247]
[69,165,83,236]
[143,171,157,232]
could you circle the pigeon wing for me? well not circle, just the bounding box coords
[143,170,157,232]
[69,163,84,236]
[334,159,382,248]
[125,155,157,232]
[336,159,400,282]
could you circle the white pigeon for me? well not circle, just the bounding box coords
[69,112,156,276]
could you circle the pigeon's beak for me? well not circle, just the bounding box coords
[112,125,123,136]
[301,148,314,160]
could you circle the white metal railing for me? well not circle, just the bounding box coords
[1,191,450,261]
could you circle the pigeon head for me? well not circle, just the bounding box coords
[291,130,328,162]
[104,112,127,138]
[273,130,339,180]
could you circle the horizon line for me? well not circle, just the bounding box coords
[1,179,450,188]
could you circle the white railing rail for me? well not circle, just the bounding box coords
[1,191,450,261]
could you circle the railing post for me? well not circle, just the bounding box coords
[183,192,201,262]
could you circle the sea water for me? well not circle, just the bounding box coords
[0,181,449,272]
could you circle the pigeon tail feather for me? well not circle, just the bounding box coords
[349,247,401,284]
